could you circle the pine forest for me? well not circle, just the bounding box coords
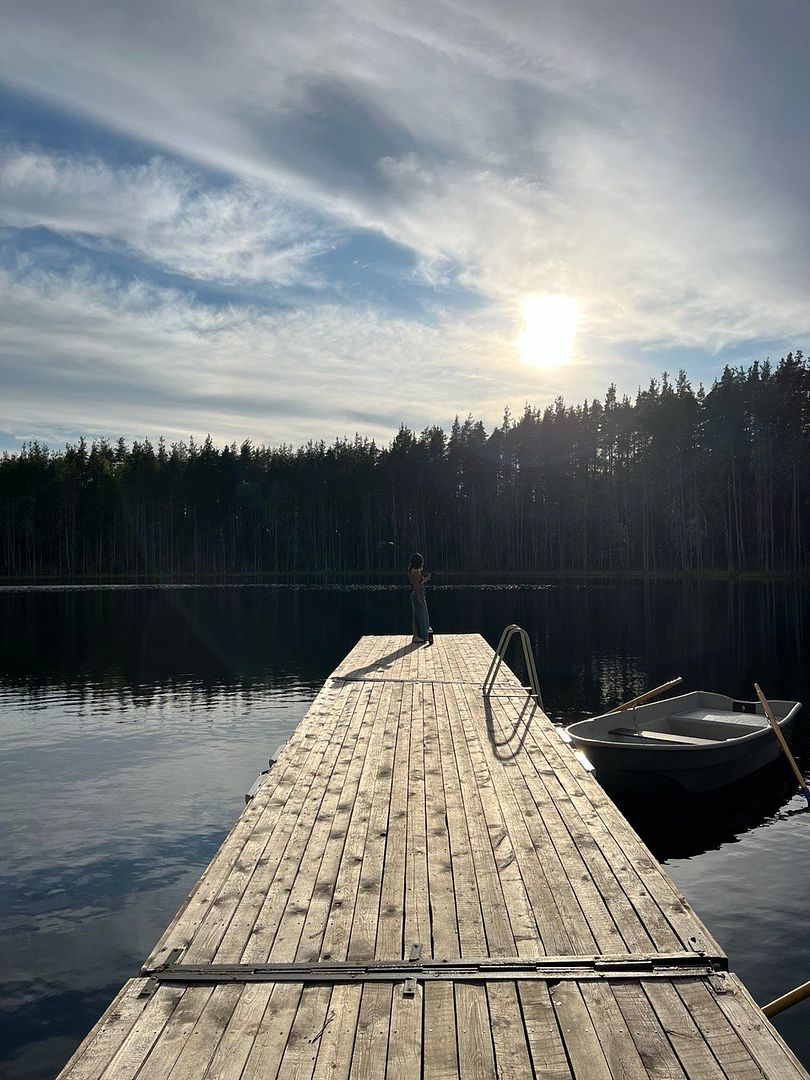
[2,354,808,578]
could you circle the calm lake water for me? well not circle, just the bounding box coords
[2,581,810,1078]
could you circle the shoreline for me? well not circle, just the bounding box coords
[1,568,809,587]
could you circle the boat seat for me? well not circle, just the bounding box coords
[609,727,723,745]
[670,709,766,730]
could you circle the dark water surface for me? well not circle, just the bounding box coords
[2,581,810,1078]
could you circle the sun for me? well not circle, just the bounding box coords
[517,295,579,368]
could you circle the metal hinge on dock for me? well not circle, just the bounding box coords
[138,948,185,997]
[139,952,726,989]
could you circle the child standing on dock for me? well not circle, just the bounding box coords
[408,552,434,646]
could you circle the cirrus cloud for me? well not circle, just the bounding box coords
[0,148,331,286]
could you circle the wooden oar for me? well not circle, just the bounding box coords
[754,683,810,807]
[762,978,810,1018]
[606,676,683,714]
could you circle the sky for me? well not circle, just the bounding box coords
[1,0,808,452]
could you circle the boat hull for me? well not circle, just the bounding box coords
[576,713,798,793]
[567,692,803,794]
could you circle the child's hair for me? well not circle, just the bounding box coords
[408,552,424,570]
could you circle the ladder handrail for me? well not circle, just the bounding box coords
[482,624,544,711]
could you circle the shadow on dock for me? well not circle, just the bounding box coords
[337,642,421,680]
[483,692,540,761]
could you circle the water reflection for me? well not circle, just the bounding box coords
[1,580,809,1076]
[613,757,808,860]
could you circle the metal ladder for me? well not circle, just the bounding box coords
[482,624,544,711]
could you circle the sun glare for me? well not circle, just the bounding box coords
[517,295,579,369]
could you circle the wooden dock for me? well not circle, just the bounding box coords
[60,634,809,1079]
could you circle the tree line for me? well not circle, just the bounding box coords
[2,352,808,578]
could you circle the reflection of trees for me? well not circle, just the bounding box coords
[0,585,407,695]
[1,581,806,719]
[509,579,809,716]
[1,354,809,577]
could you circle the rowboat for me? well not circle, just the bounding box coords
[566,691,803,793]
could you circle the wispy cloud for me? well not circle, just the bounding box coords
[0,149,330,286]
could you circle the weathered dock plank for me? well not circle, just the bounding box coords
[59,634,808,1079]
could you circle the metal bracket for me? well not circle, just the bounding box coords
[140,947,184,978]
[409,942,423,962]
[709,973,733,996]
[593,957,654,972]
[140,952,726,987]
[245,769,271,804]
[269,742,287,766]
[687,935,710,958]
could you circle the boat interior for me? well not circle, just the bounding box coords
[608,709,769,745]
[570,691,800,747]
